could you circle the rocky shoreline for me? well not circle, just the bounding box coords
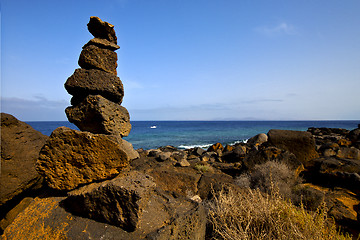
[1,112,359,239]
[1,16,359,239]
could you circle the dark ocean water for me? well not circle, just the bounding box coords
[27,121,359,150]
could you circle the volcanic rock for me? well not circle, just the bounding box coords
[207,142,224,152]
[347,128,360,146]
[336,147,360,160]
[221,144,247,163]
[2,190,206,239]
[268,129,319,164]
[78,45,118,75]
[243,146,302,171]
[302,157,360,194]
[87,16,117,44]
[0,197,33,232]
[36,127,129,191]
[0,113,47,206]
[247,133,268,147]
[63,171,156,231]
[65,68,124,105]
[83,38,120,51]
[65,95,131,136]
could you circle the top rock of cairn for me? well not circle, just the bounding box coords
[88,16,117,44]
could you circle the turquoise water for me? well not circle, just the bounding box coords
[27,121,359,150]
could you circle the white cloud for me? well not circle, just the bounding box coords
[255,22,298,36]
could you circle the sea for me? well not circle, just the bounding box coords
[27,121,359,150]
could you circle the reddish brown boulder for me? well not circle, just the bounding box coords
[65,95,131,137]
[87,16,117,44]
[65,68,124,105]
[0,113,47,206]
[78,45,118,75]
[36,127,129,191]
[268,129,319,164]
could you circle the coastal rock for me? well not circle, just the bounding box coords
[247,133,268,147]
[243,146,302,171]
[268,129,319,164]
[209,162,243,177]
[294,183,360,229]
[302,157,360,194]
[207,142,224,152]
[115,137,140,160]
[63,171,156,231]
[176,158,191,167]
[2,190,206,239]
[36,127,129,191]
[65,95,131,137]
[347,128,360,146]
[87,16,117,44]
[221,144,247,163]
[0,197,33,233]
[0,113,47,206]
[156,151,172,162]
[78,45,118,75]
[192,147,206,156]
[65,68,124,105]
[336,147,360,160]
[83,38,120,51]
[146,166,201,197]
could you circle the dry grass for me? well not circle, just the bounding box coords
[206,186,351,240]
[236,161,301,199]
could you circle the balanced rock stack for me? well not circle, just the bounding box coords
[65,16,131,136]
[36,17,138,191]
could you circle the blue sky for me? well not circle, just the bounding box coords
[1,0,360,121]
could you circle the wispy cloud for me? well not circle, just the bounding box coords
[255,22,298,37]
[1,96,69,121]
[242,98,284,104]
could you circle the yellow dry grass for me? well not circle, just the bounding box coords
[206,186,352,240]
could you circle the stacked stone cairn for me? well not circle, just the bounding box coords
[65,16,131,137]
[36,17,139,192]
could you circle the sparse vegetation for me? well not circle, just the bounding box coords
[235,160,302,201]
[194,164,211,173]
[206,186,351,240]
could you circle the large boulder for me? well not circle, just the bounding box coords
[267,129,319,164]
[78,45,118,75]
[0,113,47,206]
[65,95,131,136]
[87,16,117,44]
[2,188,206,239]
[302,157,360,194]
[65,68,124,106]
[63,171,156,231]
[36,127,130,191]
[293,183,360,231]
[336,147,360,160]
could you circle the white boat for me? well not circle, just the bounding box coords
[150,126,157,129]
